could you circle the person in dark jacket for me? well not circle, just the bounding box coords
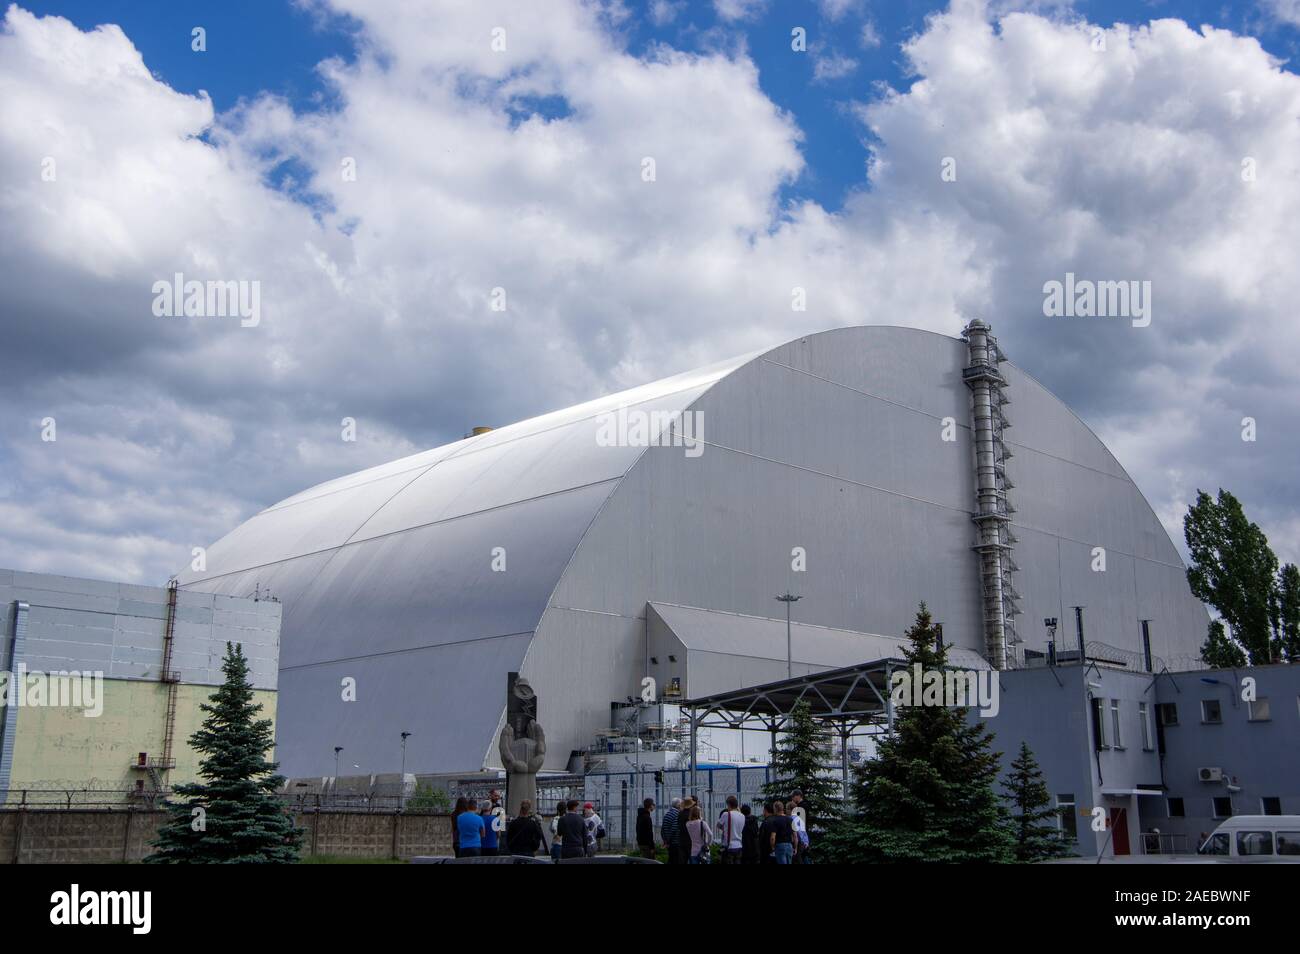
[675,797,696,862]
[757,802,777,865]
[635,798,657,859]
[450,796,468,858]
[556,799,587,859]
[661,798,681,864]
[505,799,545,856]
[740,803,760,864]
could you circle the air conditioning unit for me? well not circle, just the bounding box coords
[1198,767,1224,783]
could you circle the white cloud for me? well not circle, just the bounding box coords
[811,45,859,82]
[2,0,1300,585]
[818,0,862,21]
[712,0,767,23]
[649,0,685,26]
[1261,0,1300,28]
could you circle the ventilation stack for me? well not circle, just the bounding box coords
[961,319,1020,669]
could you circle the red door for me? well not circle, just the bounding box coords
[1110,807,1130,855]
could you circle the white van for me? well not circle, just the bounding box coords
[1196,815,1300,861]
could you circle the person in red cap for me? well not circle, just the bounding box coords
[582,802,604,857]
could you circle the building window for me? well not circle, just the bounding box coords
[1199,832,1230,855]
[1110,699,1123,748]
[1157,702,1178,726]
[1212,796,1233,819]
[1139,702,1153,750]
[1248,697,1271,722]
[1262,796,1282,816]
[1167,797,1185,818]
[1057,794,1077,840]
[1091,698,1108,749]
[1201,699,1222,724]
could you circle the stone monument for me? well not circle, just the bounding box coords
[498,674,546,816]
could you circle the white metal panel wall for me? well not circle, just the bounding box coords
[0,569,280,689]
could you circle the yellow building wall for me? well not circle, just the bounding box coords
[6,678,278,794]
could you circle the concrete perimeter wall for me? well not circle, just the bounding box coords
[0,809,458,863]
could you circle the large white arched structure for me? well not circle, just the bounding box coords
[178,326,1207,776]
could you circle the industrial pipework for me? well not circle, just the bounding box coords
[961,319,1021,669]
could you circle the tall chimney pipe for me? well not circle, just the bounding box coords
[1074,606,1085,662]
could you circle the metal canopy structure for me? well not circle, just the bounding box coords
[680,657,906,800]
[683,657,902,733]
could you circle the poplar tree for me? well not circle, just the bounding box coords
[1200,620,1247,669]
[1184,489,1279,664]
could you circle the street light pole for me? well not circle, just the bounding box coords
[400,731,411,810]
[775,593,802,679]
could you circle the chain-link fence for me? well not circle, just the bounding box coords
[583,767,773,849]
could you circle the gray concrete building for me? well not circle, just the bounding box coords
[176,323,1210,777]
[982,659,1300,856]
[0,568,280,798]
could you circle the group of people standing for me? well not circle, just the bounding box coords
[639,790,812,864]
[450,791,606,860]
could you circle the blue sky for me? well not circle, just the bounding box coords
[28,0,1300,213]
[3,0,1300,585]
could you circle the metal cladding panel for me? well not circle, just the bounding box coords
[188,469,424,579]
[765,326,971,422]
[347,391,699,543]
[647,602,989,697]
[276,633,532,777]
[1133,557,1211,667]
[551,439,986,650]
[0,569,279,689]
[240,480,618,670]
[651,601,905,661]
[999,364,1130,481]
[705,356,974,512]
[512,605,645,772]
[261,350,751,518]
[1009,447,1140,554]
[266,442,465,513]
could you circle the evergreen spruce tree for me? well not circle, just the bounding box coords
[1003,742,1071,862]
[821,604,1013,863]
[1200,620,1247,669]
[761,699,841,833]
[146,642,301,863]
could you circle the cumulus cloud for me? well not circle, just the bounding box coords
[811,47,859,82]
[1262,0,1300,28]
[1,0,1298,586]
[712,0,768,23]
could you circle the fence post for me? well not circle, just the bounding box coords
[13,801,26,864]
[122,807,133,863]
[391,811,400,860]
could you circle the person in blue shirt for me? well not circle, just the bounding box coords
[456,798,486,857]
[481,795,502,856]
